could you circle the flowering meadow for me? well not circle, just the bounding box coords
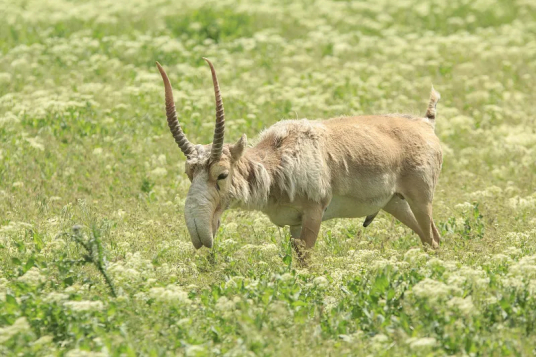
[1,0,536,355]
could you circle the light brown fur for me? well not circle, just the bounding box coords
[156,60,442,256]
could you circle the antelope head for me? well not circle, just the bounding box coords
[156,59,246,249]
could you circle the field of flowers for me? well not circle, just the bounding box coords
[1,0,536,355]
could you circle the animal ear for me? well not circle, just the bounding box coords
[230,134,247,161]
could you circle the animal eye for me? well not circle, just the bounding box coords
[217,172,228,180]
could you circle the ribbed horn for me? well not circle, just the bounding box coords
[156,62,196,158]
[203,58,225,162]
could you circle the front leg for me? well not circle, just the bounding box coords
[300,203,324,248]
[290,226,302,239]
[291,203,324,263]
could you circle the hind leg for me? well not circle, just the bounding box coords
[431,220,441,245]
[398,183,439,249]
[396,168,441,249]
[382,196,424,239]
[407,201,437,248]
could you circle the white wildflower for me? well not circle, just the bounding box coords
[447,274,467,287]
[371,333,389,349]
[33,335,53,345]
[528,280,536,295]
[215,296,236,312]
[456,217,467,228]
[506,232,530,244]
[149,285,191,304]
[18,267,45,286]
[509,255,536,279]
[458,266,489,288]
[447,296,476,315]
[45,292,69,303]
[374,334,389,343]
[501,276,524,290]
[279,273,294,283]
[0,112,19,124]
[185,345,206,357]
[225,276,244,289]
[404,248,428,264]
[339,331,363,343]
[490,254,512,265]
[406,337,437,349]
[220,238,238,249]
[150,167,167,177]
[485,296,498,305]
[454,202,474,211]
[224,222,238,232]
[176,318,191,328]
[43,238,66,253]
[0,73,12,84]
[267,300,289,322]
[411,278,460,302]
[11,57,30,69]
[157,154,167,165]
[116,241,130,251]
[26,137,45,151]
[63,167,75,177]
[504,246,522,257]
[0,317,31,344]
[133,292,148,301]
[109,264,140,282]
[509,196,536,210]
[313,276,329,288]
[260,243,278,254]
[371,258,391,270]
[323,296,337,310]
[65,349,108,357]
[64,300,104,312]
[329,269,346,285]
[469,186,502,200]
[352,249,381,263]
[0,221,32,233]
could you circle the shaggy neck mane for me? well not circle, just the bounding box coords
[229,147,275,210]
[228,120,332,210]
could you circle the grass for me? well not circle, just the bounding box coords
[1,0,536,355]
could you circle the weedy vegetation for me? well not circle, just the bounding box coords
[1,0,536,355]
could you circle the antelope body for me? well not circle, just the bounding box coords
[156,59,442,255]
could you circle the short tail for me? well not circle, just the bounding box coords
[425,85,440,123]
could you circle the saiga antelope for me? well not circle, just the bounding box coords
[156,59,442,258]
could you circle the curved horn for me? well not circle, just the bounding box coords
[156,62,196,158]
[203,58,225,162]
